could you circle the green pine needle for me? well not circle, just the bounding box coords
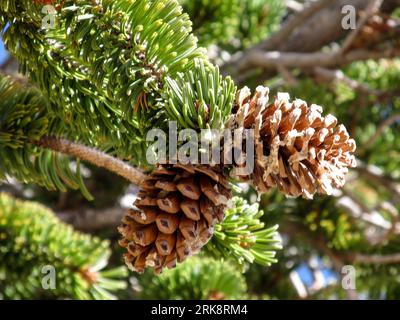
[206,197,282,269]
[139,256,247,299]
[0,193,127,300]
[0,75,90,197]
[165,58,236,130]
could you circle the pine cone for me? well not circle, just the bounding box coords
[118,164,231,274]
[228,86,356,199]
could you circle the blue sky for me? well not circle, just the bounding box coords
[0,39,8,64]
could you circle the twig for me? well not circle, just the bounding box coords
[313,66,387,96]
[281,220,345,272]
[232,48,400,72]
[351,253,400,264]
[360,112,400,151]
[375,201,400,245]
[339,0,384,54]
[336,192,392,231]
[277,64,299,86]
[222,0,400,80]
[284,220,400,268]
[35,136,147,186]
[354,162,400,205]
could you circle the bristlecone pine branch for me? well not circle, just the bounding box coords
[118,85,357,274]
[228,86,357,199]
[118,164,231,274]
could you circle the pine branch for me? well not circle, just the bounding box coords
[351,253,400,264]
[0,74,92,196]
[0,0,360,279]
[360,112,400,151]
[205,197,282,268]
[0,74,146,189]
[1,0,239,164]
[226,47,400,74]
[0,0,203,164]
[257,0,332,51]
[339,0,384,54]
[36,136,147,186]
[139,256,247,299]
[0,193,127,299]
[221,0,400,81]
[313,67,388,97]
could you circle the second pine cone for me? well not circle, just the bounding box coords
[118,163,231,274]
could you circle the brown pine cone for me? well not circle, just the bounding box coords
[228,86,356,199]
[118,164,231,274]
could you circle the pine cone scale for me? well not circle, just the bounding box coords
[156,213,179,234]
[230,86,356,199]
[118,164,231,273]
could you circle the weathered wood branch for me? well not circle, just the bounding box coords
[36,136,148,186]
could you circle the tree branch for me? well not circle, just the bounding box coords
[336,192,392,231]
[230,48,400,73]
[221,0,400,82]
[339,0,384,54]
[283,220,400,269]
[258,0,332,51]
[35,136,147,186]
[352,253,400,264]
[354,162,400,202]
[376,201,400,245]
[313,67,387,97]
[360,112,400,151]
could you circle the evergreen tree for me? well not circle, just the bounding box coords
[0,0,399,300]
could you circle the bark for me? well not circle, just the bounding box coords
[36,136,148,186]
[274,0,399,53]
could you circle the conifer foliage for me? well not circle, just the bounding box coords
[0,75,91,196]
[1,0,396,301]
[0,193,127,299]
[139,256,247,299]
